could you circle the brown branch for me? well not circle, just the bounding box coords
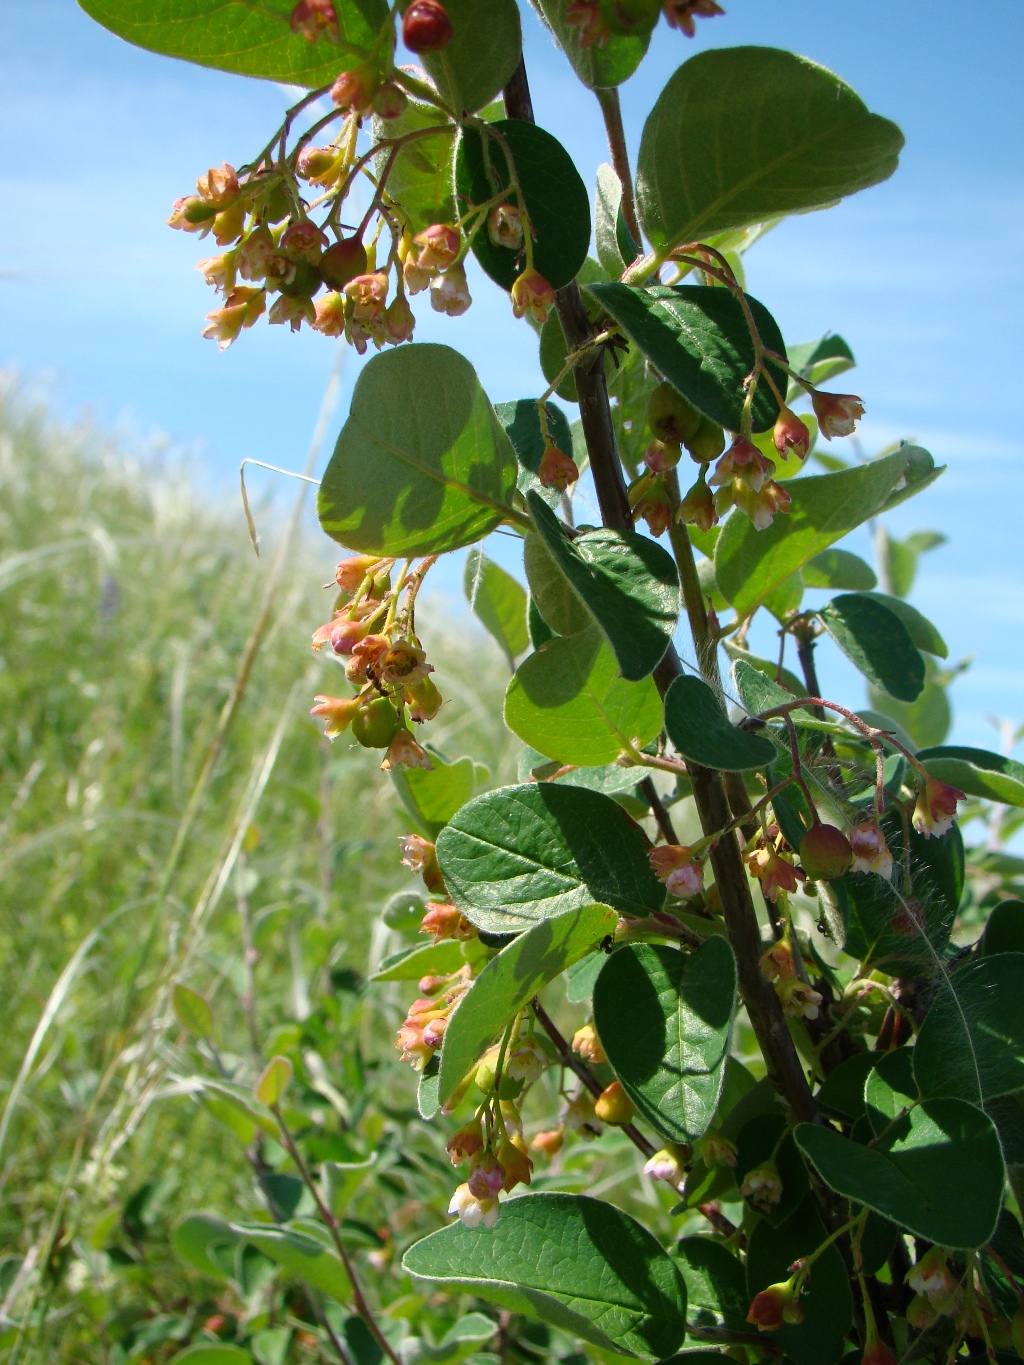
[639,775,679,844]
[594,87,641,249]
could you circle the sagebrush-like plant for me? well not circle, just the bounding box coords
[23,1,1024,1362]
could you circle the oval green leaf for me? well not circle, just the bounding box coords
[530,0,651,89]
[402,1192,688,1359]
[714,448,911,619]
[527,493,680,681]
[914,953,1024,1105]
[587,283,788,433]
[370,939,474,983]
[80,0,387,85]
[372,99,457,234]
[435,782,665,932]
[818,593,925,702]
[495,399,575,509]
[456,120,590,292]
[664,676,777,772]
[505,627,664,767]
[172,981,214,1041]
[593,939,737,1144]
[231,1223,351,1301]
[255,1055,292,1107]
[673,1236,748,1336]
[636,46,903,251]
[465,549,528,665]
[802,548,877,591]
[170,1347,252,1365]
[415,0,522,115]
[392,750,478,839]
[318,344,518,556]
[860,591,947,657]
[918,746,1024,807]
[438,904,616,1103]
[795,1097,1005,1249]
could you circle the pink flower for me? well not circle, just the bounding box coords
[649,843,705,899]
[414,224,461,271]
[772,406,811,460]
[487,204,524,251]
[167,195,217,234]
[280,219,327,263]
[430,261,472,316]
[747,846,800,902]
[676,479,718,532]
[511,268,556,324]
[289,0,340,42]
[382,730,433,771]
[710,437,774,493]
[571,1024,606,1065]
[310,694,360,738]
[849,820,894,878]
[399,834,436,874]
[330,62,380,114]
[913,776,964,838]
[268,294,315,332]
[538,443,579,491]
[633,484,673,537]
[334,554,383,593]
[530,1128,564,1158]
[237,226,277,281]
[312,291,347,337]
[403,257,433,296]
[745,1276,801,1331]
[200,286,265,350]
[378,640,431,687]
[506,1039,548,1084]
[446,1123,484,1165]
[643,1147,687,1184]
[384,294,416,344]
[812,391,865,440]
[196,162,239,207]
[344,272,388,322]
[468,1151,506,1199]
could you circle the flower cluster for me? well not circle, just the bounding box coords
[760,937,823,1021]
[746,844,801,903]
[447,1103,534,1229]
[310,554,441,770]
[395,967,472,1071]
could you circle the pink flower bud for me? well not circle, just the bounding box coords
[746,1276,801,1331]
[571,1024,606,1065]
[328,617,370,655]
[414,224,461,271]
[334,554,383,593]
[913,776,964,839]
[812,390,865,440]
[710,437,774,492]
[420,902,472,942]
[594,1080,634,1126]
[511,268,556,324]
[330,62,380,114]
[343,272,389,321]
[538,442,579,491]
[382,730,433,772]
[644,1147,687,1184]
[799,822,853,881]
[488,204,524,251]
[676,479,718,533]
[289,0,341,43]
[310,694,361,738]
[446,1123,484,1164]
[649,844,705,898]
[429,261,472,316]
[383,294,416,344]
[467,1151,506,1199]
[373,81,408,121]
[772,406,811,460]
[421,1015,447,1048]
[196,163,239,207]
[849,820,893,878]
[297,145,342,187]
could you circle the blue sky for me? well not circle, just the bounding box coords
[2,0,1022,747]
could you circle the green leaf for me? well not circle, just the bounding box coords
[505,627,664,767]
[673,1237,748,1336]
[403,1193,687,1359]
[864,1047,917,1137]
[465,550,528,665]
[914,954,1024,1105]
[723,642,806,699]
[866,678,952,751]
[983,901,1024,956]
[456,120,590,291]
[372,100,457,234]
[435,782,665,932]
[527,493,680,681]
[918,746,1024,807]
[745,1198,853,1365]
[392,752,478,839]
[494,400,575,510]
[636,46,903,252]
[586,284,787,434]
[840,812,963,975]
[714,449,910,619]
[802,548,877,591]
[415,0,522,115]
[171,1213,239,1281]
[170,1348,252,1365]
[232,1224,351,1301]
[818,594,925,702]
[255,1056,292,1107]
[596,164,640,278]
[516,746,642,798]
[371,939,475,983]
[664,676,776,772]
[593,940,737,1144]
[197,1080,279,1146]
[322,1156,376,1219]
[438,905,616,1103]
[528,0,651,88]
[814,1052,877,1123]
[795,1097,1005,1249]
[878,443,944,512]
[523,531,594,638]
[860,592,947,657]
[786,334,856,395]
[172,981,214,1041]
[318,344,518,556]
[79,0,387,86]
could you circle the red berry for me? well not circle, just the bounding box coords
[799,822,853,881]
[319,237,368,290]
[402,0,453,52]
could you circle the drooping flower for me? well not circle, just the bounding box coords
[747,846,800,902]
[310,694,361,738]
[330,61,380,115]
[649,843,705,898]
[488,204,524,251]
[676,478,718,533]
[812,390,865,440]
[384,294,416,344]
[663,0,725,39]
[709,437,775,493]
[697,1131,737,1168]
[506,1038,549,1085]
[739,1162,783,1213]
[912,776,964,838]
[776,977,823,1021]
[334,554,383,593]
[382,730,433,771]
[312,291,347,337]
[772,406,811,461]
[496,1133,533,1191]
[200,286,265,350]
[446,1122,484,1165]
[538,442,579,491]
[430,261,472,316]
[511,268,556,324]
[643,1147,687,1185]
[196,250,238,293]
[268,294,316,332]
[196,162,239,207]
[745,1276,803,1332]
[530,1128,564,1158]
[848,820,894,878]
[379,640,432,688]
[448,1181,499,1229]
[571,1023,606,1065]
[594,1080,634,1125]
[280,219,328,263]
[344,272,389,322]
[467,1151,506,1199]
[420,902,475,942]
[906,1247,963,1316]
[414,223,462,271]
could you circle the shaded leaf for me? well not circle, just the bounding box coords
[373,99,457,233]
[403,1193,687,1359]
[231,1223,351,1301]
[664,676,777,772]
[318,344,518,556]
[814,1052,877,1123]
[504,627,664,766]
[918,746,1024,807]
[982,901,1024,956]
[528,0,651,89]
[435,782,665,932]
[593,940,737,1144]
[523,530,593,638]
[438,904,616,1103]
[860,591,947,657]
[171,1213,239,1282]
[495,400,575,509]
[818,593,925,702]
[465,550,528,664]
[673,1237,748,1335]
[914,953,1024,1104]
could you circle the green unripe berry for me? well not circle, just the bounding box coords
[320,237,369,291]
[647,382,702,445]
[685,416,726,464]
[351,698,401,749]
[277,259,322,299]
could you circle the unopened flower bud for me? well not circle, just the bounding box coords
[289,0,341,42]
[571,1024,606,1065]
[746,1276,802,1332]
[633,483,672,537]
[594,1080,634,1126]
[168,195,218,233]
[799,822,853,881]
[538,442,579,491]
[531,1128,564,1158]
[648,382,702,445]
[772,405,811,461]
[676,478,718,532]
[415,223,461,271]
[420,902,471,942]
[373,80,408,121]
[330,62,380,114]
[430,261,472,316]
[297,145,342,185]
[643,1147,687,1184]
[511,268,556,324]
[334,553,382,593]
[468,1150,506,1199]
[402,0,453,52]
[565,0,610,47]
[812,390,865,440]
[644,439,681,474]
[488,204,524,251]
[382,729,433,771]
